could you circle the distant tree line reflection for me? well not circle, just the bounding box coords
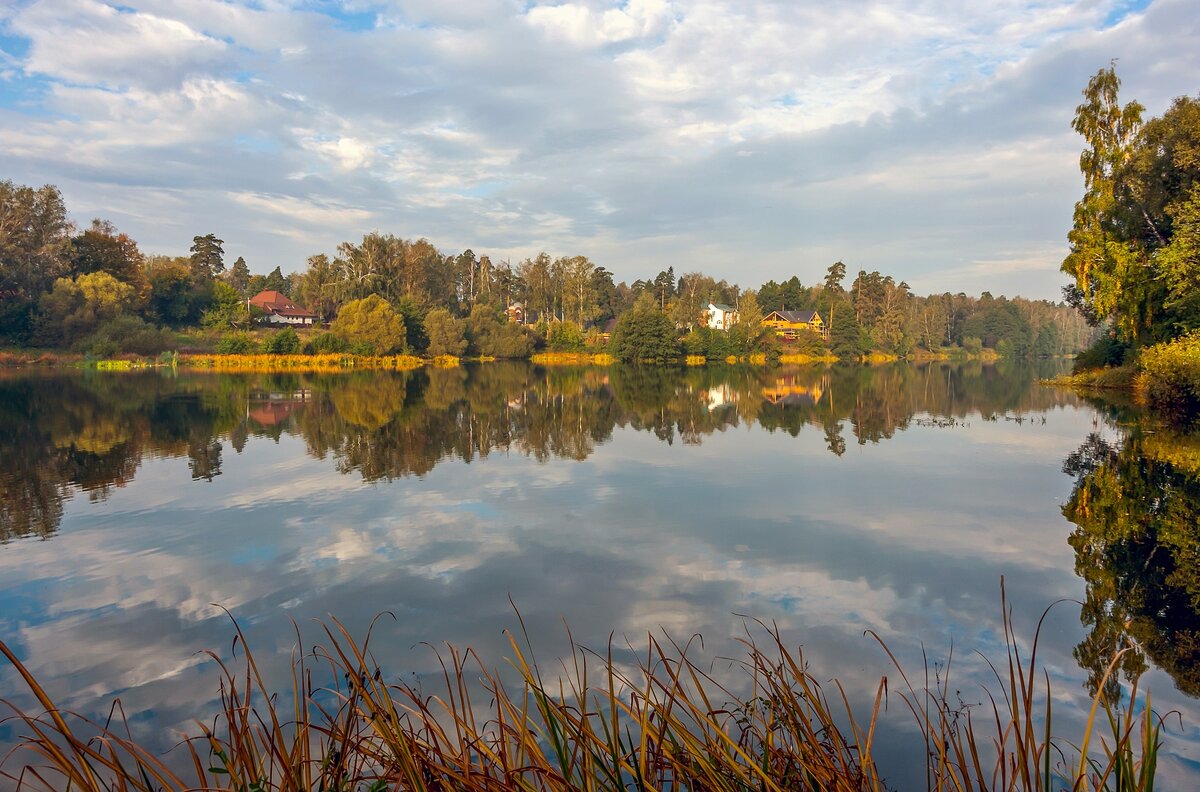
[1,359,1075,543]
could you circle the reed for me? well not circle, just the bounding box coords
[0,587,1164,791]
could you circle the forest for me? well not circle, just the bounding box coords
[1,179,1091,363]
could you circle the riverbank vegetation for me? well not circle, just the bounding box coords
[0,590,1163,791]
[1060,64,1200,416]
[2,180,1090,367]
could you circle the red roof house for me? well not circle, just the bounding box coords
[248,290,318,326]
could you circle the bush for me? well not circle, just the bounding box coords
[547,321,586,352]
[82,315,176,356]
[331,295,406,355]
[304,332,349,355]
[216,331,260,354]
[424,308,468,357]
[263,327,301,354]
[1137,333,1200,415]
[1073,333,1130,372]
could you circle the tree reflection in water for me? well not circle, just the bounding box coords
[1062,423,1200,701]
[1,359,1077,545]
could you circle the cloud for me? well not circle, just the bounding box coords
[0,0,1197,297]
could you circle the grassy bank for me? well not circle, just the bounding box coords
[181,353,425,373]
[1050,333,1200,419]
[0,590,1162,791]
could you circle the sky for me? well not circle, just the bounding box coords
[1,0,1197,301]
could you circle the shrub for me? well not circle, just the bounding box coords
[424,308,468,357]
[331,295,406,355]
[547,321,586,352]
[304,332,349,355]
[216,331,260,354]
[1074,333,1130,372]
[263,327,302,354]
[82,315,175,356]
[1137,333,1200,415]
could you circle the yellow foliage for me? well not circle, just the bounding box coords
[181,354,423,372]
[531,352,615,365]
[431,355,460,367]
[685,355,706,366]
[779,353,838,364]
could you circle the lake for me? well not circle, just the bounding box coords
[1,360,1198,787]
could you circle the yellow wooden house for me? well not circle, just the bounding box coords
[762,310,827,339]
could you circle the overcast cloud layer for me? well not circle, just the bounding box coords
[1,0,1197,299]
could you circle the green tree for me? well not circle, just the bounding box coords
[36,271,137,345]
[0,181,72,338]
[226,256,251,296]
[201,280,253,330]
[189,233,225,281]
[331,294,406,354]
[424,307,468,356]
[610,294,679,362]
[1061,64,1150,342]
[69,219,145,289]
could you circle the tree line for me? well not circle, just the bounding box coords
[1,179,1090,360]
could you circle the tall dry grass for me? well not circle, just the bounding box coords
[0,585,1164,791]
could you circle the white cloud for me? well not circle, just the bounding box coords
[0,0,1196,297]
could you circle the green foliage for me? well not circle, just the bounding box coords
[962,336,983,355]
[226,256,251,297]
[331,295,406,355]
[610,294,679,362]
[464,304,534,358]
[546,320,585,352]
[424,307,467,356]
[1073,333,1129,371]
[961,301,1032,355]
[303,332,349,355]
[201,280,252,330]
[263,327,301,354]
[146,259,209,326]
[215,331,260,354]
[829,307,865,360]
[36,271,138,346]
[0,180,72,307]
[1137,333,1200,415]
[83,315,175,356]
[189,233,225,281]
[394,296,429,353]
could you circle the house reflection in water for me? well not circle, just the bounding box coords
[762,373,828,407]
[247,389,312,427]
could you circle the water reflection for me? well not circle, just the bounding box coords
[1062,422,1200,701]
[6,360,1200,785]
[0,360,1077,542]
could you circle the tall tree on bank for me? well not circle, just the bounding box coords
[189,234,225,281]
[823,260,846,335]
[1061,64,1149,343]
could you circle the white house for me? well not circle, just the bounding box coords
[706,302,738,330]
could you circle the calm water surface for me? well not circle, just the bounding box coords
[2,361,1199,786]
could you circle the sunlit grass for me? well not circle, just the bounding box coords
[0,585,1164,791]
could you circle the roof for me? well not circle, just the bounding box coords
[767,310,821,323]
[709,302,735,312]
[249,290,317,318]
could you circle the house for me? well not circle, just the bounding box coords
[248,290,318,326]
[506,302,526,324]
[763,309,827,339]
[706,302,739,330]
